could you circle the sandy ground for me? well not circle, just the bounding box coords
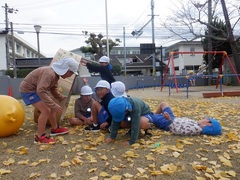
[126,85,240,104]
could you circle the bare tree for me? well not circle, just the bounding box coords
[162,0,240,73]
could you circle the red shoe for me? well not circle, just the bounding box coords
[50,127,69,136]
[34,134,55,144]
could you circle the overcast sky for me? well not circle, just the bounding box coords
[1,0,178,57]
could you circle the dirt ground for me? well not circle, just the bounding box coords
[0,85,240,180]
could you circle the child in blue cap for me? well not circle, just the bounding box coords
[106,97,153,145]
[142,102,222,136]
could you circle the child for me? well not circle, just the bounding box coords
[84,80,114,132]
[106,97,153,145]
[142,102,222,136]
[69,85,95,126]
[111,81,127,97]
[19,57,79,144]
[80,56,116,84]
[188,70,196,86]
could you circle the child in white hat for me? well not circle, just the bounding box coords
[19,57,79,144]
[69,85,95,126]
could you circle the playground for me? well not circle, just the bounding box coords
[0,86,240,180]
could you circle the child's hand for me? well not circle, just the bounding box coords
[100,122,108,130]
[54,104,63,114]
[105,137,114,143]
[81,77,88,84]
[80,59,87,66]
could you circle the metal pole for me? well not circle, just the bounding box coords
[160,45,163,85]
[10,22,17,78]
[34,25,41,67]
[36,32,41,67]
[151,0,156,76]
[105,0,109,57]
[123,27,126,76]
[4,3,10,69]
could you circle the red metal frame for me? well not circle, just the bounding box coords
[160,51,240,92]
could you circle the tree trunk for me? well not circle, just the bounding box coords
[220,0,240,74]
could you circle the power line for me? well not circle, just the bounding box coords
[9,0,79,11]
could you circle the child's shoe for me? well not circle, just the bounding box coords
[34,134,55,144]
[145,129,152,138]
[85,124,100,132]
[50,127,69,136]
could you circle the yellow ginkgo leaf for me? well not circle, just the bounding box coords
[99,171,109,177]
[3,158,15,166]
[218,156,232,167]
[208,161,217,166]
[95,133,105,143]
[17,159,29,165]
[29,172,41,179]
[196,176,206,180]
[226,170,236,177]
[99,155,108,161]
[110,175,122,180]
[89,176,98,180]
[49,173,57,178]
[149,170,163,176]
[137,167,146,174]
[122,150,139,158]
[71,157,83,165]
[60,161,71,167]
[172,151,180,158]
[39,145,52,151]
[123,173,134,178]
[88,168,97,173]
[65,170,72,177]
[112,166,119,171]
[160,163,178,174]
[0,168,11,175]
[145,154,155,161]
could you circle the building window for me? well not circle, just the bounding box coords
[132,58,138,62]
[26,50,30,57]
[173,49,179,58]
[190,47,195,56]
[164,52,170,61]
[16,44,20,53]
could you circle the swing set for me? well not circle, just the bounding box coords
[160,51,240,93]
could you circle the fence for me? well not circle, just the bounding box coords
[0,74,239,99]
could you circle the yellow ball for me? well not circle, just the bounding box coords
[0,95,25,137]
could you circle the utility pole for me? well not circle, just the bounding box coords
[131,0,157,76]
[4,3,10,69]
[3,3,18,70]
[151,0,156,76]
[208,0,213,84]
[105,0,109,57]
[11,22,17,78]
[123,27,126,76]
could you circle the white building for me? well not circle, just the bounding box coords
[0,31,46,71]
[164,41,204,75]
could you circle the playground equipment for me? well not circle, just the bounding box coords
[0,95,25,137]
[161,51,240,93]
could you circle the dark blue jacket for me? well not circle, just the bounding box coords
[86,63,116,84]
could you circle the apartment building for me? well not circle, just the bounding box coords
[0,31,46,72]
